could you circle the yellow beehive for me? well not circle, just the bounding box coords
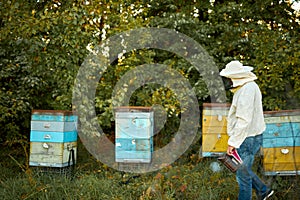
[263,147,300,175]
[202,103,230,157]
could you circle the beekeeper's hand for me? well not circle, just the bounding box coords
[227,145,235,156]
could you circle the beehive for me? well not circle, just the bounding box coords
[262,109,300,176]
[115,106,154,163]
[29,110,78,167]
[202,103,230,157]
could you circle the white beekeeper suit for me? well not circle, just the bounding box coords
[220,60,266,148]
[220,60,273,200]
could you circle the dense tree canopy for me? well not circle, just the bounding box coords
[0,0,299,144]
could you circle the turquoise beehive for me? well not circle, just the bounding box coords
[115,107,154,163]
[29,110,78,168]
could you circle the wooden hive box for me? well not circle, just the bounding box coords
[115,107,154,163]
[202,103,230,157]
[29,110,78,168]
[262,109,300,176]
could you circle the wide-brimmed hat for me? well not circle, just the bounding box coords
[220,60,254,78]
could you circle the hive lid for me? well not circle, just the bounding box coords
[202,103,231,108]
[264,109,300,117]
[32,110,76,116]
[114,106,153,112]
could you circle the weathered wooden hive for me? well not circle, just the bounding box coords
[201,103,230,157]
[262,109,300,176]
[115,106,154,163]
[29,110,78,168]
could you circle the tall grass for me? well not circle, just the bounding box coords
[0,141,299,200]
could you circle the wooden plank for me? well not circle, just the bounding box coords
[264,170,300,176]
[202,103,231,108]
[263,122,300,138]
[29,161,73,167]
[202,133,229,152]
[202,152,224,157]
[264,109,300,117]
[264,115,300,123]
[114,106,153,112]
[115,110,154,139]
[31,110,77,122]
[115,138,153,151]
[115,150,152,163]
[202,109,229,116]
[31,121,77,132]
[115,137,153,163]
[30,142,77,154]
[264,163,300,172]
[202,103,230,119]
[263,137,300,148]
[31,114,78,122]
[32,110,75,115]
[116,112,153,119]
[202,125,227,134]
[263,147,300,163]
[115,118,153,138]
[30,154,64,165]
[30,131,77,142]
[29,142,77,167]
[202,116,227,127]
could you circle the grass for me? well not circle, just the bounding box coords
[0,141,299,200]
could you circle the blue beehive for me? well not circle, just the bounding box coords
[29,110,78,168]
[262,109,300,176]
[115,107,154,163]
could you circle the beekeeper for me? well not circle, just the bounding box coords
[220,60,274,200]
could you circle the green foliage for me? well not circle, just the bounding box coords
[0,0,91,143]
[148,0,300,110]
[1,0,299,144]
[1,1,300,198]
